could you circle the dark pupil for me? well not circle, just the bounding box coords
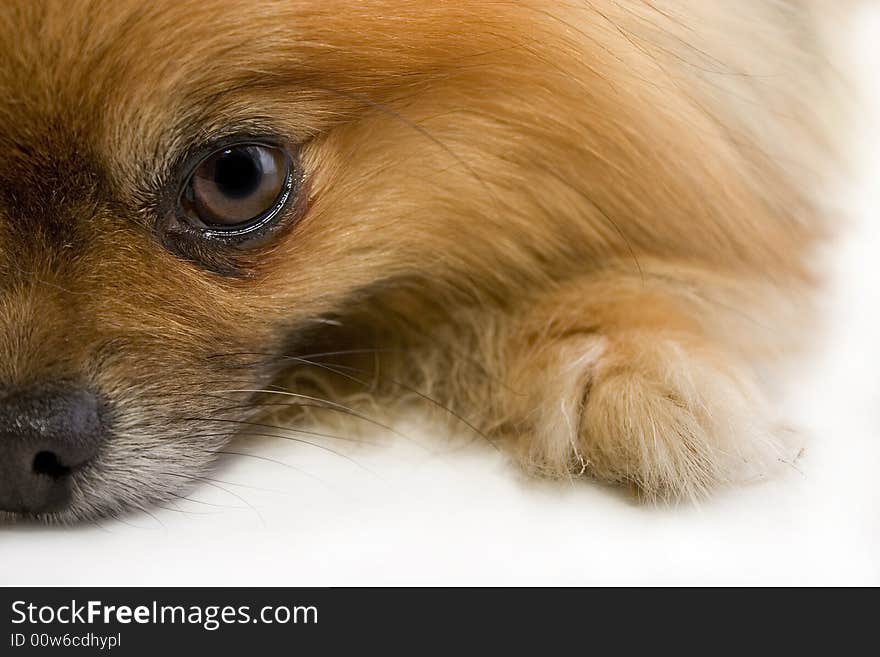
[213,148,262,199]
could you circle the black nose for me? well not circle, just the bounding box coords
[0,384,104,514]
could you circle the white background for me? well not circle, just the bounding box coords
[1,7,878,586]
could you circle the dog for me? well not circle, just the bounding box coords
[0,0,847,521]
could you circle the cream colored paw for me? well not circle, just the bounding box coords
[516,332,786,500]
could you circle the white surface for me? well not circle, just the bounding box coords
[1,9,878,587]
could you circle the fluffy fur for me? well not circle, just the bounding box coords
[0,0,847,520]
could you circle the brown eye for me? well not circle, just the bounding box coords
[180,143,292,234]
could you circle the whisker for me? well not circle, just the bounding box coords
[152,390,396,445]
[88,519,115,534]
[200,352,501,454]
[188,422,385,447]
[156,504,219,516]
[215,449,345,487]
[204,389,428,448]
[208,341,518,397]
[144,385,419,448]
[139,506,168,531]
[104,509,163,532]
[160,472,266,525]
[182,418,389,473]
[167,491,247,510]
[205,347,402,364]
[263,355,501,454]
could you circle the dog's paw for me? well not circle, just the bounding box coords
[513,332,785,500]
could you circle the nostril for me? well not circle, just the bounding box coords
[0,383,107,513]
[32,451,72,479]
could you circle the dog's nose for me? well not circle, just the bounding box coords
[0,384,104,514]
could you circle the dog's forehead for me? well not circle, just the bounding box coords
[0,0,365,178]
[0,1,281,134]
[0,1,282,226]
[0,0,494,121]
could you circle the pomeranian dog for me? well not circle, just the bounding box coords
[0,0,846,521]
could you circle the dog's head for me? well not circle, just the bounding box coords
[0,0,549,520]
[0,0,832,520]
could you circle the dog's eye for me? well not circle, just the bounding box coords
[180,143,292,234]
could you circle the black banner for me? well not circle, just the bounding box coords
[0,586,870,653]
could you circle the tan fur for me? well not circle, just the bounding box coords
[0,0,849,519]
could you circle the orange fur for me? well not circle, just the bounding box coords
[0,0,849,519]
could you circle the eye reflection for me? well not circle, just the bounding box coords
[180,143,291,231]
